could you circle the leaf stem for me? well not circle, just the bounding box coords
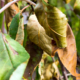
[20,5,30,13]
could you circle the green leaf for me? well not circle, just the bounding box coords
[5,34,30,67]
[17,1,22,9]
[0,32,30,80]
[35,66,40,80]
[68,76,73,80]
[0,12,4,29]
[9,62,28,80]
[35,1,67,48]
[76,30,80,56]
[23,25,28,47]
[0,32,12,80]
[48,0,57,6]
[9,13,20,39]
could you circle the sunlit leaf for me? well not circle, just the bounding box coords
[27,14,53,55]
[35,0,67,48]
[9,62,28,80]
[17,1,22,9]
[0,32,30,80]
[35,1,80,79]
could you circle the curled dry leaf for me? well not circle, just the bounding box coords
[27,14,53,55]
[15,17,24,45]
[27,1,80,79]
[34,0,67,48]
[56,24,80,79]
[39,52,60,80]
[74,0,80,15]
[5,0,19,29]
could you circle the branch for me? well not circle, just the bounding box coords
[20,5,30,13]
[1,0,5,7]
[0,0,7,33]
[0,0,36,14]
[0,0,19,13]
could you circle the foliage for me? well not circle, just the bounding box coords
[9,13,20,39]
[0,12,4,29]
[0,32,30,80]
[0,0,80,80]
[35,0,67,48]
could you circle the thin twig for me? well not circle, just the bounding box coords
[0,0,36,14]
[2,16,7,33]
[21,5,30,13]
[1,0,7,33]
[0,0,19,13]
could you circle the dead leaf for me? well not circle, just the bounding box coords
[27,14,53,55]
[28,2,80,79]
[56,24,80,79]
[34,0,67,48]
[39,52,60,80]
[15,17,24,45]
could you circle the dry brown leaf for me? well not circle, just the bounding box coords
[27,4,80,79]
[5,0,19,30]
[39,52,60,80]
[27,14,54,55]
[15,17,24,45]
[55,24,80,79]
